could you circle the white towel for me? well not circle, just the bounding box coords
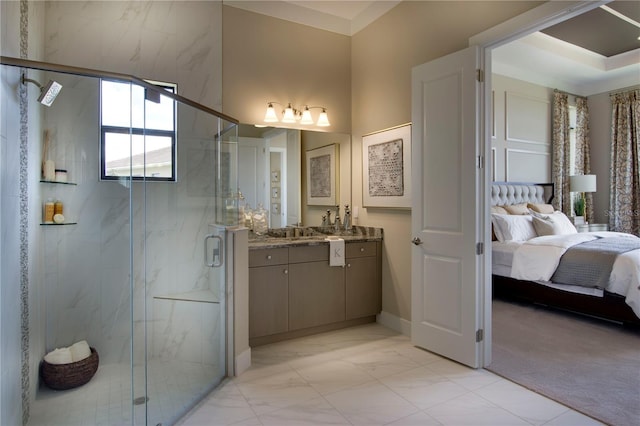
[44,347,73,365]
[327,237,345,267]
[70,340,91,362]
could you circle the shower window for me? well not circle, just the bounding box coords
[100,80,177,181]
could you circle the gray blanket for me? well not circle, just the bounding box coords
[551,236,640,289]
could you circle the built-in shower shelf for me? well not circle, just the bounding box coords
[154,289,219,304]
[40,222,77,226]
[40,180,77,185]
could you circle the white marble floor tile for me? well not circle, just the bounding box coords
[294,359,375,395]
[178,382,257,426]
[383,411,442,425]
[235,369,322,416]
[258,396,351,425]
[424,392,531,425]
[179,322,605,426]
[343,347,422,379]
[379,366,470,410]
[473,379,572,425]
[324,380,420,425]
[543,409,605,426]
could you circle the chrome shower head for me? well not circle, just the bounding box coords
[21,74,62,106]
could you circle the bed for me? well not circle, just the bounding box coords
[491,182,640,326]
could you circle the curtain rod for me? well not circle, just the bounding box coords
[609,87,639,97]
[553,89,586,99]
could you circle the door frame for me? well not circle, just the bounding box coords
[470,0,608,366]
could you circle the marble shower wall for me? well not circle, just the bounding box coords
[41,75,231,366]
[37,0,226,365]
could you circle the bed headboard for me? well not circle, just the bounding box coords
[491,182,554,206]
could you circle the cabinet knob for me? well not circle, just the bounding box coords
[360,247,365,252]
[347,263,351,268]
[283,269,288,274]
[267,255,272,260]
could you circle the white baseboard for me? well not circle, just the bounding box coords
[234,347,251,376]
[376,311,411,336]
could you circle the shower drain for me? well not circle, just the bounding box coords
[133,396,149,405]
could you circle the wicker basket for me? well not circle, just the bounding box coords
[41,347,99,390]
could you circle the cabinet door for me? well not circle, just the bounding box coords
[346,256,381,320]
[249,265,289,338]
[288,261,345,330]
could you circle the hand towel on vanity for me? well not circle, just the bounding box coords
[326,236,345,267]
[70,340,91,362]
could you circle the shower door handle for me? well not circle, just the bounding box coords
[204,234,224,267]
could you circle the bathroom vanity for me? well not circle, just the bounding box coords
[248,226,382,346]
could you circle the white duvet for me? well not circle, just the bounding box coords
[510,231,640,318]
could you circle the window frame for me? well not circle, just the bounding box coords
[100,79,177,182]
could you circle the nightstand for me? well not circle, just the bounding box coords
[576,224,590,233]
[576,223,609,233]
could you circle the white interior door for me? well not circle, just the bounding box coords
[411,46,484,368]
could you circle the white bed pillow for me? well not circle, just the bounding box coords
[531,211,577,236]
[491,214,537,242]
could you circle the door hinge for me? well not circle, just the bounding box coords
[477,155,484,169]
[476,68,484,82]
[476,242,484,255]
[476,329,484,342]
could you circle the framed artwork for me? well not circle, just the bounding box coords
[362,123,411,208]
[306,144,338,206]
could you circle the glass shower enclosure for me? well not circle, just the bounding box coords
[0,57,238,426]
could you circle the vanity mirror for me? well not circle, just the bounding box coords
[237,124,351,228]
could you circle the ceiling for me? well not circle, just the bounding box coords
[225,0,640,96]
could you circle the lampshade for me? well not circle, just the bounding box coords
[263,103,278,123]
[316,108,330,127]
[569,174,596,193]
[281,103,296,123]
[300,107,314,125]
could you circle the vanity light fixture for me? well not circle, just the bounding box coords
[263,102,330,127]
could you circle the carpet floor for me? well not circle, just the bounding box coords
[489,298,640,426]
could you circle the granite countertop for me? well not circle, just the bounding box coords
[248,226,383,249]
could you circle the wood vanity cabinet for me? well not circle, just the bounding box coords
[288,245,346,331]
[248,248,289,339]
[345,241,381,320]
[248,240,381,345]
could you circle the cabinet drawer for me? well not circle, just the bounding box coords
[346,241,377,258]
[289,244,328,263]
[249,248,288,267]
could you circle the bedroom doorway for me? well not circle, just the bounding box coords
[410,0,609,368]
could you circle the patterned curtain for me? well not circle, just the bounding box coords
[609,89,640,235]
[551,91,571,213]
[574,97,593,222]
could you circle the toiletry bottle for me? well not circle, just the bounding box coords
[54,199,63,216]
[44,198,55,223]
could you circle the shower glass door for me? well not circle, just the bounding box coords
[133,84,238,425]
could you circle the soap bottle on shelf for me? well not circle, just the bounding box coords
[43,198,55,223]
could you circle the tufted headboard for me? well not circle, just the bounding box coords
[491,182,554,207]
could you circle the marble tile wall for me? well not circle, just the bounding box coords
[2,2,228,424]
